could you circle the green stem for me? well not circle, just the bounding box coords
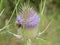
[7,0,20,24]
[0,0,3,10]
[26,39,31,45]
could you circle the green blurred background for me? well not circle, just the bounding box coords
[0,0,60,45]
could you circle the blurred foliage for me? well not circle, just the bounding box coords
[0,0,60,45]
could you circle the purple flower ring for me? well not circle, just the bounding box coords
[16,8,40,29]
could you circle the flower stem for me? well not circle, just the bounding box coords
[26,39,31,45]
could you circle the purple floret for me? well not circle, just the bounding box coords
[16,15,24,24]
[25,13,40,28]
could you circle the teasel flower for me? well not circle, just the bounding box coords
[16,7,40,39]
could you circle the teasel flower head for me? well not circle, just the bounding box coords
[16,7,40,39]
